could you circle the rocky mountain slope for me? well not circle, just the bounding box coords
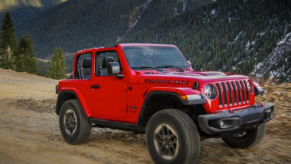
[0,0,67,26]
[122,0,291,82]
[251,33,291,82]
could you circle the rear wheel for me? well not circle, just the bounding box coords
[222,123,266,148]
[59,99,91,144]
[146,109,201,164]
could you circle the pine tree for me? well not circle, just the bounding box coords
[58,48,67,78]
[46,47,67,79]
[0,11,18,70]
[16,34,38,74]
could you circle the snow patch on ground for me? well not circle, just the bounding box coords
[228,31,243,45]
[246,41,250,49]
[234,31,242,41]
[277,32,291,46]
[211,9,216,15]
[228,12,231,23]
[259,31,265,36]
[254,62,263,71]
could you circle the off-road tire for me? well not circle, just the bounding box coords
[222,123,266,149]
[59,99,91,144]
[146,109,201,164]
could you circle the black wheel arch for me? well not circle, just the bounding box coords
[138,91,179,126]
[56,91,79,115]
[137,91,206,127]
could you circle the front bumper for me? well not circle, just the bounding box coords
[198,103,274,134]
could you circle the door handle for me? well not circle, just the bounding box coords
[91,85,100,89]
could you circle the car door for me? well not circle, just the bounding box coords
[89,49,127,121]
[73,52,94,106]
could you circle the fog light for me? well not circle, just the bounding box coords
[210,117,240,129]
[219,120,224,128]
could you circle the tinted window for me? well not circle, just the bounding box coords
[123,46,190,70]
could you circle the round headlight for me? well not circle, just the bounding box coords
[204,84,217,99]
[247,81,253,93]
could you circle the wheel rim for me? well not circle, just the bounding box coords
[232,131,247,138]
[153,124,179,160]
[63,109,78,135]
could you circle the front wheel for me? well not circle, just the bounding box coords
[146,109,201,164]
[59,99,92,144]
[222,123,266,149]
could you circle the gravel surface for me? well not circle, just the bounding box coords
[0,69,290,164]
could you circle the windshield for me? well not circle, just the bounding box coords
[123,46,190,70]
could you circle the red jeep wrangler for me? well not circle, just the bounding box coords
[56,43,274,164]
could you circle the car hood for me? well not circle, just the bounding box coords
[135,70,249,82]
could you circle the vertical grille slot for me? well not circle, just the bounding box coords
[231,81,237,105]
[240,81,246,103]
[226,82,233,106]
[235,81,242,104]
[216,83,223,108]
[221,82,228,107]
[243,80,250,102]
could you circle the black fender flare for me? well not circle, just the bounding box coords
[56,91,79,115]
[137,91,206,126]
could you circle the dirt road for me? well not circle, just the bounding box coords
[0,69,290,164]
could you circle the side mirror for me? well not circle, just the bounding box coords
[107,62,124,78]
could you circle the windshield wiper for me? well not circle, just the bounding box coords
[132,66,162,71]
[157,65,185,72]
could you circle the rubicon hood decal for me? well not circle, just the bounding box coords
[145,79,189,85]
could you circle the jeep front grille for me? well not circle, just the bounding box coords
[216,80,250,108]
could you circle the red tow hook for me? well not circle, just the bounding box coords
[259,103,264,107]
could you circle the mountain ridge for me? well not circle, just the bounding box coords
[0,0,67,27]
